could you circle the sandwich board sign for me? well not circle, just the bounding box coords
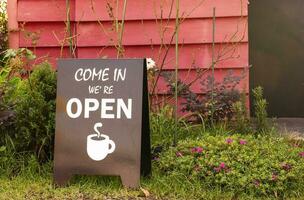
[54,59,151,188]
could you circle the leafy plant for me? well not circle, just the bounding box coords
[156,134,304,198]
[180,70,246,124]
[150,105,175,147]
[11,62,56,162]
[252,86,269,133]
[232,91,251,134]
[150,105,203,158]
[0,49,36,129]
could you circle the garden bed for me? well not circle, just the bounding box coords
[0,131,303,200]
[0,62,302,199]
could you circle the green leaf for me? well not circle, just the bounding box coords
[0,146,6,152]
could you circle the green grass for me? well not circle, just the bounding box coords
[0,164,277,200]
[1,168,301,200]
[1,133,303,200]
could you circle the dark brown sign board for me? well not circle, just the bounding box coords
[54,59,151,188]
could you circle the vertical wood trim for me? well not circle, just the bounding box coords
[7,0,19,49]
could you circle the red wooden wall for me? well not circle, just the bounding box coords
[8,0,249,102]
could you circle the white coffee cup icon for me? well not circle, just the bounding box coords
[87,123,116,161]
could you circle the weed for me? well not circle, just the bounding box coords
[252,86,269,133]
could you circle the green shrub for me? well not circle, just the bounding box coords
[150,106,177,147]
[11,62,56,162]
[180,71,244,124]
[150,105,204,147]
[252,86,269,133]
[232,92,251,134]
[1,49,37,146]
[156,134,304,198]
[1,48,36,111]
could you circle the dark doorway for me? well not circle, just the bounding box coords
[249,0,304,117]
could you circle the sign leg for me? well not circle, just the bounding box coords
[54,170,72,187]
[120,171,140,188]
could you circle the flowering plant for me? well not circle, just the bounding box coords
[156,134,304,197]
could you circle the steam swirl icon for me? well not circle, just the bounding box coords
[86,122,116,161]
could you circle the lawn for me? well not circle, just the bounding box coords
[0,166,240,200]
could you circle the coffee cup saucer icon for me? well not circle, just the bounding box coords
[87,123,116,161]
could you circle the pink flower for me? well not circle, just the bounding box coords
[214,162,226,172]
[253,180,260,187]
[226,138,233,144]
[299,152,304,158]
[191,147,203,154]
[281,163,292,171]
[239,139,247,145]
[219,162,226,169]
[176,151,183,157]
[214,167,221,173]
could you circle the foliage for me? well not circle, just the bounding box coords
[0,49,36,136]
[1,48,36,69]
[180,70,246,124]
[232,92,251,134]
[252,86,269,133]
[150,105,176,147]
[156,134,304,198]
[0,48,36,107]
[149,105,203,159]
[10,62,56,162]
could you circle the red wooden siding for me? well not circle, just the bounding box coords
[17,0,76,22]
[7,0,19,49]
[76,18,247,46]
[8,0,249,96]
[76,0,248,21]
[77,43,248,70]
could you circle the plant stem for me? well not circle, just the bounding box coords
[174,0,180,146]
[65,0,73,57]
[117,0,127,58]
[211,7,216,127]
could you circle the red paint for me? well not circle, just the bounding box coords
[77,18,248,46]
[76,0,248,21]
[19,22,76,47]
[29,47,72,67]
[78,43,248,70]
[18,0,76,22]
[7,0,19,49]
[9,0,249,98]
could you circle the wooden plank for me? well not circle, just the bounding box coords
[153,68,249,94]
[29,47,72,67]
[28,47,249,95]
[19,22,76,47]
[77,17,248,47]
[76,0,248,21]
[17,0,75,22]
[7,0,19,48]
[77,43,248,70]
